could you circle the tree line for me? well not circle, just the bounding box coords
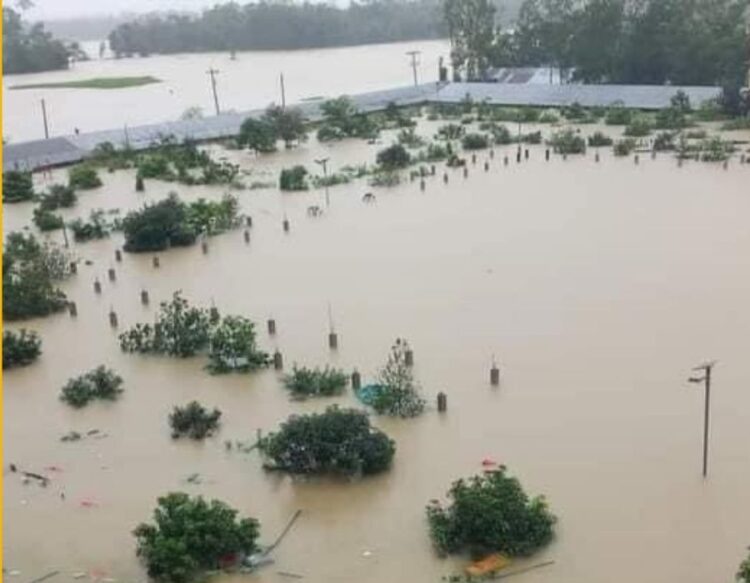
[108,1,446,57]
[3,7,73,74]
[446,0,750,89]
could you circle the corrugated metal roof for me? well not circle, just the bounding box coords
[2,81,722,173]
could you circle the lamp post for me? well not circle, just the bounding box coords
[688,360,717,477]
[315,157,330,207]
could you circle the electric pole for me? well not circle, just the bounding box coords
[41,99,50,139]
[207,67,221,115]
[280,73,286,110]
[315,157,330,207]
[406,50,421,87]
[688,360,717,477]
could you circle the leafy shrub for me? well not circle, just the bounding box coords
[238,117,278,153]
[283,365,348,398]
[420,142,452,161]
[538,110,560,123]
[587,132,613,147]
[119,292,213,357]
[653,132,676,152]
[186,194,239,235]
[169,401,221,439]
[3,170,35,203]
[376,144,411,170]
[316,97,380,141]
[122,193,196,252]
[654,106,689,130]
[372,339,425,418]
[738,548,750,583]
[32,207,64,231]
[39,184,76,210]
[720,117,750,131]
[3,329,42,369]
[68,165,102,190]
[614,139,637,156]
[518,131,542,144]
[260,406,395,476]
[605,106,633,125]
[491,124,513,145]
[548,130,586,154]
[3,232,69,321]
[437,123,465,141]
[700,137,734,162]
[624,117,652,137]
[60,366,124,408]
[397,128,425,148]
[369,170,401,187]
[207,315,269,374]
[134,493,259,583]
[279,165,309,191]
[137,154,174,180]
[426,467,556,557]
[70,209,111,242]
[461,133,489,150]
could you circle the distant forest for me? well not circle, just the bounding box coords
[108,1,448,56]
[3,7,72,74]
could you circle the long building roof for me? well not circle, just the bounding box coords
[3,81,721,172]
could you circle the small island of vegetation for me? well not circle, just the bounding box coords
[11,76,162,90]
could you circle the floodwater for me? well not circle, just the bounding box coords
[1,39,449,143]
[4,118,750,583]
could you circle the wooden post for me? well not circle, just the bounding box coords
[437,391,447,412]
[328,332,338,350]
[152,256,160,268]
[484,161,489,172]
[245,216,253,228]
[525,149,529,160]
[70,261,78,275]
[140,290,149,305]
[405,349,414,367]
[545,149,550,161]
[634,154,639,165]
[443,172,448,184]
[201,240,209,254]
[68,302,78,317]
[420,179,426,191]
[595,152,600,163]
[244,229,250,243]
[267,319,276,335]
[490,364,500,386]
[109,310,118,328]
[490,149,495,159]
[351,370,361,391]
[463,167,468,179]
[283,219,290,233]
[108,268,116,282]
[94,279,102,294]
[430,165,436,176]
[471,154,476,165]
[115,249,122,262]
[504,156,509,166]
[273,351,283,370]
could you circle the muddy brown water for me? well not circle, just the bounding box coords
[4,120,750,583]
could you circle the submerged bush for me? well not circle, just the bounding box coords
[436,123,465,141]
[260,406,395,476]
[207,315,269,374]
[376,144,411,170]
[372,339,425,418]
[548,129,586,155]
[68,164,102,190]
[426,467,556,558]
[605,106,633,126]
[169,401,221,439]
[624,117,652,137]
[122,193,196,252]
[461,133,489,150]
[3,170,35,203]
[32,207,64,231]
[70,209,111,242]
[738,548,750,583]
[614,138,637,156]
[60,366,124,408]
[700,136,734,162]
[587,132,613,147]
[279,165,309,191]
[134,492,259,583]
[3,329,42,369]
[39,184,77,210]
[283,365,348,398]
[653,132,676,152]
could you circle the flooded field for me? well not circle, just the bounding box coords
[2,39,448,142]
[4,118,750,583]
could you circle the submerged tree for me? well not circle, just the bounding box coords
[444,0,496,80]
[169,401,222,439]
[60,366,124,408]
[427,467,556,557]
[134,492,260,583]
[3,232,69,321]
[207,315,269,374]
[3,170,35,203]
[3,329,42,369]
[121,194,197,252]
[68,165,103,190]
[238,117,278,153]
[260,406,395,477]
[373,339,426,418]
[739,548,750,583]
[282,365,348,399]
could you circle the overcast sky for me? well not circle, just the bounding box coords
[25,0,343,20]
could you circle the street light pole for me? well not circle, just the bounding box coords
[688,360,716,477]
[315,157,330,207]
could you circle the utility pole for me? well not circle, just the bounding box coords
[41,99,50,139]
[280,73,286,110]
[315,157,330,207]
[406,50,421,87]
[207,67,221,116]
[688,361,717,477]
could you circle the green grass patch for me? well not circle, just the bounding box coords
[11,76,161,90]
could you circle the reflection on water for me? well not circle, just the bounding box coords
[4,119,750,583]
[2,40,449,142]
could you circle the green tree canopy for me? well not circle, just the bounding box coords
[134,493,260,583]
[3,329,42,369]
[3,7,70,74]
[427,467,556,557]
